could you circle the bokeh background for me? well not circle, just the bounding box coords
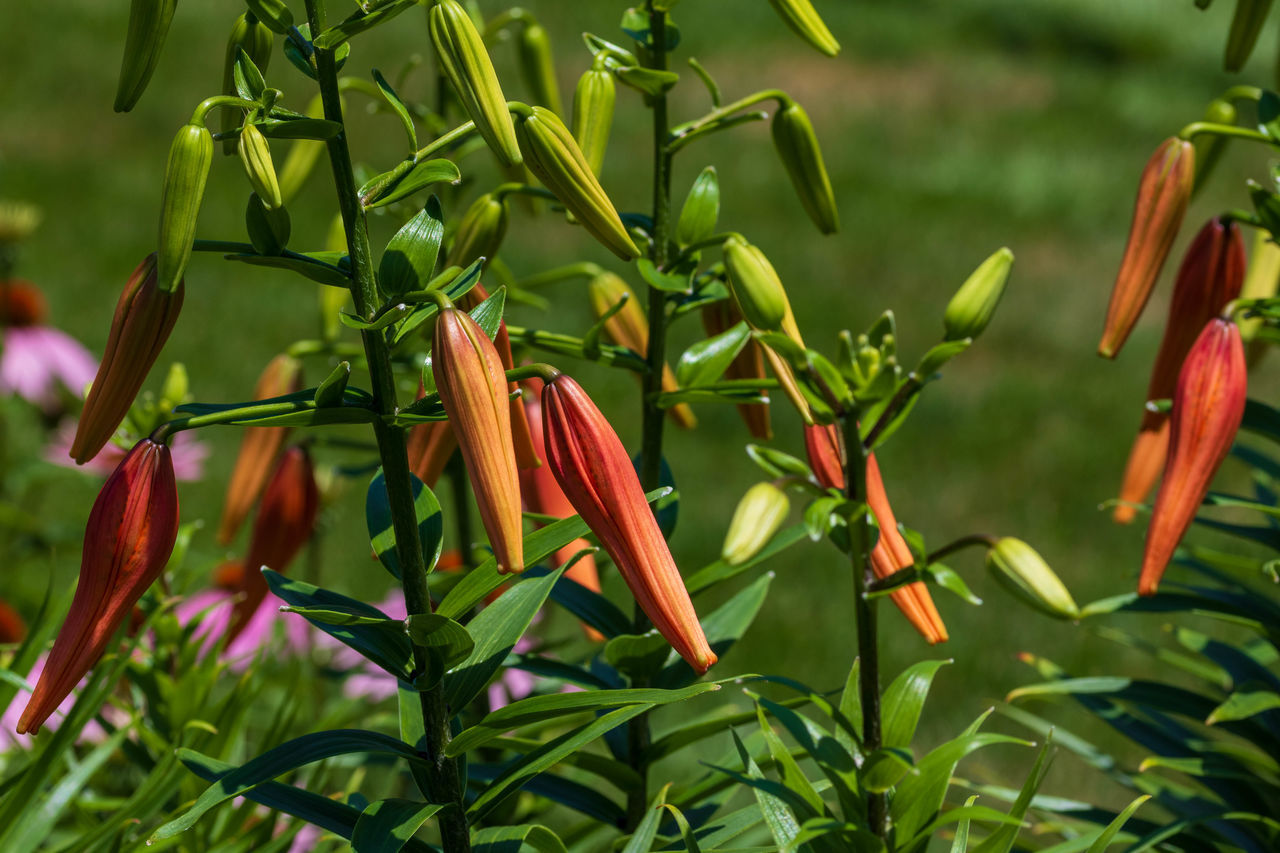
[4,0,1277,813]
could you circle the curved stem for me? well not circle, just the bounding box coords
[1178,121,1271,144]
[515,262,604,289]
[669,88,787,142]
[190,95,260,126]
[1221,84,1264,103]
[927,533,998,564]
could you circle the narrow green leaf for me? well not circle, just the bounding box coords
[225,251,351,286]
[637,257,691,293]
[1206,688,1280,724]
[950,795,980,853]
[660,804,703,852]
[970,732,1053,853]
[656,571,773,687]
[621,783,671,853]
[882,659,952,748]
[676,321,750,388]
[472,824,568,853]
[466,285,507,343]
[372,68,418,152]
[364,159,461,209]
[379,197,445,298]
[350,799,445,852]
[313,0,418,48]
[1086,795,1151,853]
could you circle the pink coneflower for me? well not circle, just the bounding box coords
[44,421,209,481]
[0,280,97,413]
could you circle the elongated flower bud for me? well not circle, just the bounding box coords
[220,13,274,154]
[408,420,458,487]
[517,22,562,116]
[114,0,178,112]
[18,438,178,734]
[723,236,791,334]
[943,247,1014,341]
[701,301,771,439]
[768,0,840,56]
[433,307,524,573]
[70,255,184,464]
[772,100,839,234]
[572,63,615,177]
[446,193,509,269]
[722,482,790,566]
[588,272,696,429]
[157,123,214,293]
[514,106,640,260]
[1114,217,1244,523]
[541,374,715,672]
[986,538,1079,619]
[1139,318,1247,595]
[1241,226,1280,360]
[217,354,303,543]
[238,123,283,210]
[428,0,522,167]
[1225,0,1273,72]
[1099,138,1195,358]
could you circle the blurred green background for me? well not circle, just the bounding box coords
[4,0,1278,814]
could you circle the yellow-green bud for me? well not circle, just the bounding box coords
[429,0,522,167]
[447,192,509,268]
[676,166,720,247]
[157,123,213,293]
[723,236,790,333]
[238,123,283,210]
[986,538,1079,620]
[245,0,294,35]
[942,247,1014,342]
[768,0,841,57]
[1225,0,1271,73]
[114,0,179,112]
[517,22,562,117]
[515,106,640,260]
[772,100,839,235]
[1240,227,1280,344]
[221,13,274,154]
[571,64,616,177]
[722,482,790,566]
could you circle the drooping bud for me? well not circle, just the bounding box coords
[986,538,1079,619]
[18,438,178,735]
[541,374,715,672]
[772,99,839,234]
[701,300,771,439]
[114,0,179,112]
[245,0,293,34]
[238,123,283,210]
[943,247,1014,342]
[767,0,841,57]
[217,354,304,544]
[517,21,562,117]
[70,254,185,464]
[1139,318,1247,595]
[571,62,615,177]
[722,482,790,566]
[723,236,791,334]
[1098,137,1195,359]
[446,193,509,269]
[588,272,696,430]
[1225,0,1272,72]
[433,306,524,573]
[428,0,522,167]
[220,13,274,153]
[157,123,214,293]
[514,106,640,261]
[1114,217,1245,523]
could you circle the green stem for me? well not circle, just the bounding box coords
[305,0,470,849]
[515,262,604,290]
[1178,121,1271,144]
[927,533,998,564]
[1221,84,1264,103]
[668,88,787,143]
[190,95,260,125]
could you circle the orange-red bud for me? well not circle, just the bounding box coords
[407,419,458,488]
[19,438,178,734]
[70,254,184,464]
[541,374,715,673]
[701,300,771,440]
[0,599,26,645]
[1139,318,1246,596]
[433,307,524,574]
[1099,137,1195,359]
[217,353,304,543]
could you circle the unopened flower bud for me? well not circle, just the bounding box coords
[157,123,214,293]
[517,21,562,117]
[571,63,615,177]
[1225,0,1271,72]
[1240,226,1280,350]
[768,0,841,57]
[986,538,1079,620]
[722,482,790,566]
[943,247,1014,341]
[723,236,791,334]
[677,166,721,247]
[238,123,283,210]
[407,419,458,488]
[772,100,839,234]
[114,0,178,112]
[221,13,274,153]
[447,193,509,269]
[245,0,294,35]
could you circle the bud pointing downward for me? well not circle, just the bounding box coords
[723,236,790,334]
[158,123,214,293]
[238,123,283,210]
[771,99,839,234]
[768,0,841,57]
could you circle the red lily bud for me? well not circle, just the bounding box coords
[19,438,178,734]
[70,254,184,463]
[1099,137,1195,359]
[701,301,771,440]
[433,306,524,574]
[803,424,948,643]
[1115,217,1244,522]
[217,354,304,543]
[1139,318,1246,596]
[541,373,715,673]
[406,419,458,488]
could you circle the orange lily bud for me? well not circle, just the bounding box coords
[19,438,178,734]
[520,378,604,641]
[457,283,540,468]
[70,254,184,464]
[216,353,304,543]
[1115,217,1244,523]
[407,419,458,488]
[701,300,771,440]
[1139,318,1246,596]
[433,306,524,574]
[1099,137,1195,359]
[803,424,948,643]
[588,272,697,430]
[541,373,715,673]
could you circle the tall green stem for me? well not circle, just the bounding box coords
[304,1,470,849]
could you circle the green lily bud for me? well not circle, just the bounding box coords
[517,22,562,117]
[1225,0,1272,73]
[157,122,213,293]
[722,482,790,566]
[429,0,522,167]
[571,63,616,177]
[114,0,178,112]
[245,0,294,35]
[221,13,274,154]
[238,122,283,210]
[942,247,1014,342]
[723,236,790,333]
[768,0,841,57]
[515,106,640,260]
[446,192,508,268]
[245,192,291,256]
[772,100,839,234]
[986,537,1079,620]
[676,166,720,246]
